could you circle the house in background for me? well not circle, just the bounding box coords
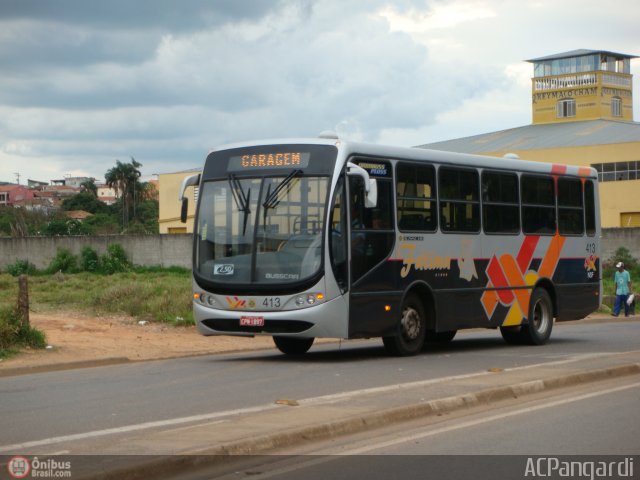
[96,183,118,205]
[0,184,35,207]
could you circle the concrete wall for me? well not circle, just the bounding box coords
[0,229,638,271]
[602,227,640,263]
[0,234,193,270]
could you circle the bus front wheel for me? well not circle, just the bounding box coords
[383,294,426,356]
[273,336,314,355]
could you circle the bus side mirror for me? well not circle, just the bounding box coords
[180,198,189,223]
[178,173,201,224]
[365,178,377,208]
[346,162,377,208]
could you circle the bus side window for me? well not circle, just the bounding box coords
[482,171,520,234]
[438,167,480,233]
[521,174,556,235]
[558,177,584,235]
[396,163,437,232]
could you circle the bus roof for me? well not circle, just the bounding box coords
[208,137,597,180]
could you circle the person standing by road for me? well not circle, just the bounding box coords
[613,262,632,317]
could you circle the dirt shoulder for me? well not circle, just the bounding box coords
[0,310,626,375]
[0,312,276,373]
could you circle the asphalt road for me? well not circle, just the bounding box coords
[1,318,639,451]
[178,377,640,480]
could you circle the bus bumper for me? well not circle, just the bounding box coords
[193,295,349,339]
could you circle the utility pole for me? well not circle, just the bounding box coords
[14,172,20,185]
[18,275,29,327]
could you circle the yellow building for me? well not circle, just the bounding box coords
[158,168,200,234]
[420,49,640,228]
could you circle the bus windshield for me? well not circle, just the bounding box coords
[195,174,330,288]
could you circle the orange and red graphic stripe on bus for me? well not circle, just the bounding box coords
[481,234,565,326]
[226,296,247,309]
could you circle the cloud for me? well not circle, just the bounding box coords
[0,0,277,30]
[380,0,497,32]
[1,0,639,183]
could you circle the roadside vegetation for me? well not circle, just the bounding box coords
[1,243,193,358]
[0,157,158,237]
[1,242,192,357]
[0,305,47,360]
[0,269,193,326]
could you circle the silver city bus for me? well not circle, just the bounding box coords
[180,135,601,356]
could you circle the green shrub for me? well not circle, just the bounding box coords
[100,243,130,274]
[0,306,46,352]
[80,246,101,272]
[0,308,19,350]
[5,259,37,277]
[47,248,78,274]
[609,246,638,269]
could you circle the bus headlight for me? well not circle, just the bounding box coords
[199,293,217,306]
[295,293,324,307]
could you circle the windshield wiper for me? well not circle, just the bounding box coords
[228,174,252,236]
[262,170,302,211]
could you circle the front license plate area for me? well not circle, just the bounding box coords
[240,316,265,327]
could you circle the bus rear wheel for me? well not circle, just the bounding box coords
[273,336,314,355]
[383,294,426,356]
[521,288,553,345]
[500,288,553,346]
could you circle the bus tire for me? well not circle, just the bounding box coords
[273,336,314,355]
[425,329,457,345]
[383,294,426,356]
[521,288,554,345]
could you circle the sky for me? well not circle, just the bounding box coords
[1,0,639,184]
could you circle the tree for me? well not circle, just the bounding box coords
[0,206,51,237]
[80,178,98,197]
[105,157,142,229]
[61,192,111,214]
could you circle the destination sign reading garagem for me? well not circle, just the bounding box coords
[228,152,310,171]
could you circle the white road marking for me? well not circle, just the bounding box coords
[0,405,278,453]
[1,350,638,453]
[340,381,640,455]
[231,381,640,480]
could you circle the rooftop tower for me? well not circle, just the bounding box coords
[527,49,637,124]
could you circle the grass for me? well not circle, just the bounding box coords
[0,269,193,327]
[0,306,47,359]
